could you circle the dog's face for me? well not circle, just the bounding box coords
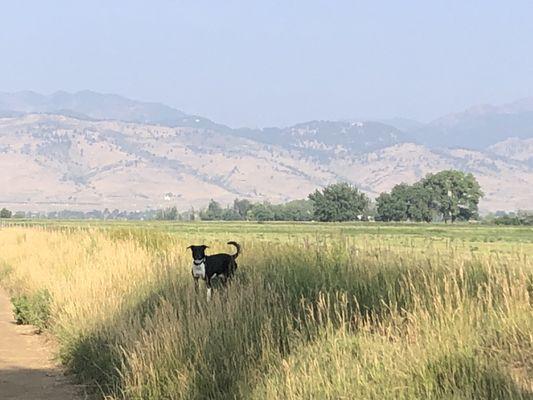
[188,245,208,261]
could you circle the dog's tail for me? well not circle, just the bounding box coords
[227,241,240,259]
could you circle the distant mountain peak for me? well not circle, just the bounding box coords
[504,97,533,113]
[2,90,533,152]
[0,90,190,126]
[462,104,499,116]
[411,98,533,150]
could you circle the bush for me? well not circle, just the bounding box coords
[491,211,533,226]
[0,207,13,218]
[11,289,52,331]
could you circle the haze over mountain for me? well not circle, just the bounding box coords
[412,98,533,149]
[0,90,219,128]
[1,91,532,213]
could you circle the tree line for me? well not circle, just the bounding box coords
[0,170,495,223]
[159,169,484,223]
[195,198,314,222]
[484,210,533,226]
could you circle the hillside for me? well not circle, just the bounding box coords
[0,114,337,211]
[230,120,412,157]
[1,92,532,213]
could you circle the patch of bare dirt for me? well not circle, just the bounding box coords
[0,287,86,400]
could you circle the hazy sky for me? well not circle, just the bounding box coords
[1,1,532,127]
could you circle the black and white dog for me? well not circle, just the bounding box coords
[187,241,240,300]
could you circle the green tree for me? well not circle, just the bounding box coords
[376,184,409,221]
[517,210,533,225]
[248,202,275,221]
[405,183,433,222]
[156,206,178,221]
[375,183,432,222]
[202,200,224,220]
[280,199,314,221]
[0,208,12,218]
[422,170,483,222]
[308,182,369,222]
[221,207,241,221]
[233,198,252,220]
[167,206,178,221]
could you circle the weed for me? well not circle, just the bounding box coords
[11,289,52,331]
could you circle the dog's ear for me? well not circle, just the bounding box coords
[201,245,209,249]
[187,245,192,249]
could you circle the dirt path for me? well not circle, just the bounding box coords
[0,287,85,400]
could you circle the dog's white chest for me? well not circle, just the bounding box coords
[192,261,206,279]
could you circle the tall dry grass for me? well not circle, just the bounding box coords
[0,224,531,399]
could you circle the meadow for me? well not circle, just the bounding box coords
[0,220,532,399]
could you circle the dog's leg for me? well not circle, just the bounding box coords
[219,274,228,287]
[230,260,237,276]
[206,279,212,302]
[194,277,199,293]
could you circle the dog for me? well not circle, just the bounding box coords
[187,241,240,300]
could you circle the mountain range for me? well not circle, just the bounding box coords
[1,90,532,213]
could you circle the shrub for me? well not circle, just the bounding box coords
[11,289,52,331]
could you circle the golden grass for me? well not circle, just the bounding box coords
[0,223,531,399]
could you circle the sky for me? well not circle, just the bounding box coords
[1,1,532,128]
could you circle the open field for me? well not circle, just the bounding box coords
[0,221,532,399]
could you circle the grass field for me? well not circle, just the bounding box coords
[0,220,532,399]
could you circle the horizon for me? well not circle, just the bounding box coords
[1,1,532,128]
[2,88,533,130]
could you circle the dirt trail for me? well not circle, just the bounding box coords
[0,287,84,400]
